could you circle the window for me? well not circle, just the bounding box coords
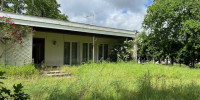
[104,44,108,60]
[82,43,88,62]
[72,42,78,65]
[64,42,70,65]
[64,42,78,65]
[98,44,109,60]
[89,43,93,60]
[98,44,103,60]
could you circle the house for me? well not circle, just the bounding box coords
[0,12,137,66]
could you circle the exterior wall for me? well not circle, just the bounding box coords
[33,32,124,66]
[0,32,33,66]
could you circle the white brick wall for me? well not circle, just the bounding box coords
[0,32,33,66]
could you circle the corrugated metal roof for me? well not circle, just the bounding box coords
[0,12,136,38]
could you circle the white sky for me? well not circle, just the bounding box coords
[57,0,152,32]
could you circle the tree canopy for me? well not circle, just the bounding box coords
[0,0,68,21]
[140,0,200,67]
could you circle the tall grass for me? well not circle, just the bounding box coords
[0,64,39,77]
[2,62,200,100]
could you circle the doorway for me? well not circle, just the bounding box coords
[33,38,45,64]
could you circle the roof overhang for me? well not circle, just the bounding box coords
[0,12,136,38]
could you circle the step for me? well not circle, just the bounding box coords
[43,70,65,74]
[46,73,72,77]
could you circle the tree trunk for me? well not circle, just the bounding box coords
[1,0,4,11]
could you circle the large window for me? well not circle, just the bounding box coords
[98,44,109,60]
[82,43,93,62]
[89,43,93,60]
[104,44,108,60]
[98,44,103,60]
[72,42,78,65]
[82,43,88,62]
[64,42,70,65]
[64,42,78,65]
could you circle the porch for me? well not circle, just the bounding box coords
[32,28,127,66]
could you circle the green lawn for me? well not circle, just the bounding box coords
[1,62,200,100]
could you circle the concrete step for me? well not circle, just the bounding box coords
[43,70,65,74]
[46,73,72,77]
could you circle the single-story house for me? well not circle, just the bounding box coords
[0,12,137,66]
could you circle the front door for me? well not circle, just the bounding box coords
[33,38,45,64]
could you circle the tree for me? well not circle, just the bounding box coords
[25,0,68,21]
[142,0,200,67]
[0,0,68,21]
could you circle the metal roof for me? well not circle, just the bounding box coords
[0,12,136,38]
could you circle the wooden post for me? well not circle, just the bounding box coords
[93,36,95,62]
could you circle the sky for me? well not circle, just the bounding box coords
[57,0,153,32]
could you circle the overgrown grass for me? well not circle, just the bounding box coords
[1,62,200,100]
[0,64,39,77]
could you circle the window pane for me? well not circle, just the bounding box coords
[72,42,77,65]
[99,44,103,60]
[64,42,70,65]
[89,43,93,60]
[104,44,108,60]
[82,43,88,62]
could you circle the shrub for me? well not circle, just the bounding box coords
[0,71,29,99]
[110,40,133,62]
[0,64,39,77]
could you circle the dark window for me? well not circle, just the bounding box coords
[64,42,70,65]
[72,42,78,65]
[89,43,93,60]
[99,44,103,60]
[82,43,88,62]
[104,44,108,60]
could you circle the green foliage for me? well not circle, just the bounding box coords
[2,62,200,99]
[0,71,29,100]
[25,0,68,21]
[142,0,200,67]
[0,64,39,77]
[0,16,32,44]
[0,0,68,21]
[110,40,133,62]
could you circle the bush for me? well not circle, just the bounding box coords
[0,64,39,77]
[0,71,29,100]
[110,40,133,62]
